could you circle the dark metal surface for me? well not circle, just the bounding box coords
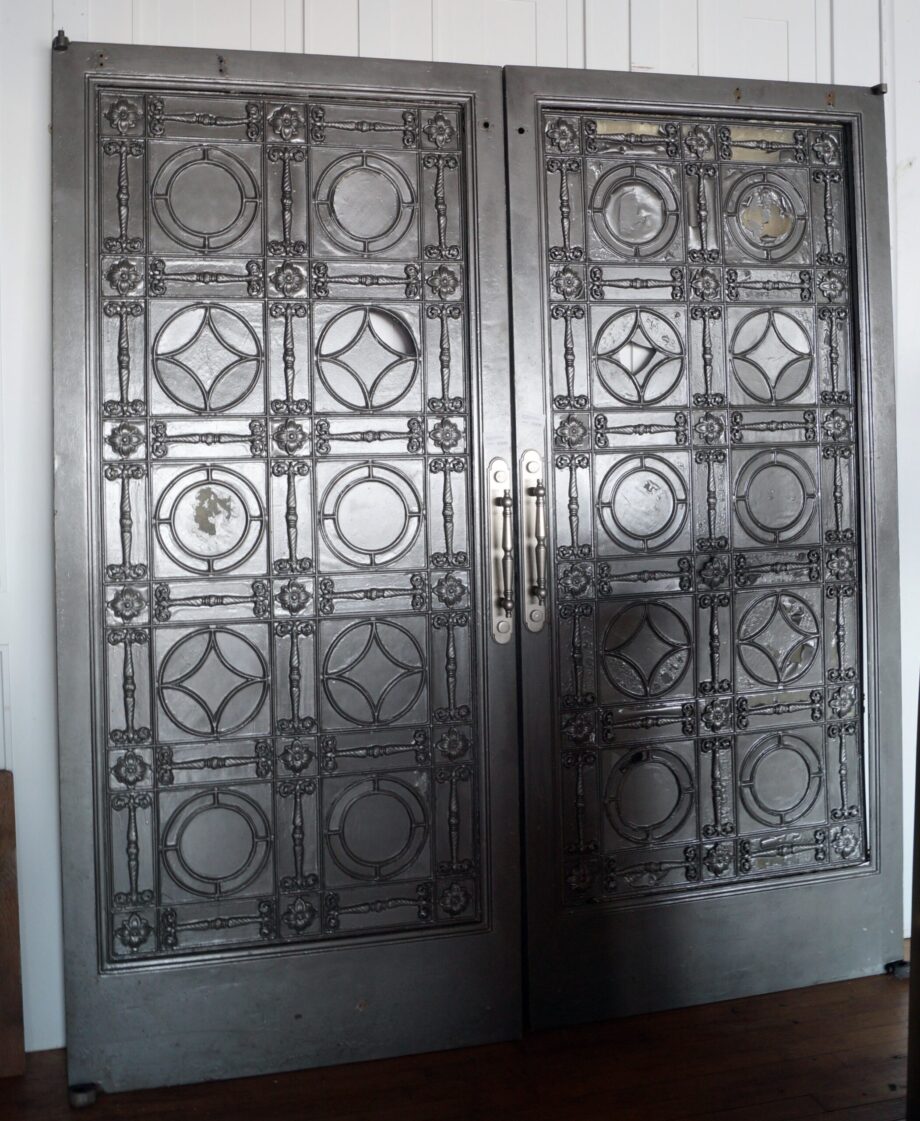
[53,43,520,1091]
[506,67,901,1027]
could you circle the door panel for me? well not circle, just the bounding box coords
[506,67,901,1026]
[53,44,519,1091]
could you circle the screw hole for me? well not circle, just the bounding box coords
[517,126,526,134]
[482,120,490,129]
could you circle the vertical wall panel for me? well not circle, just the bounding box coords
[565,0,585,67]
[630,0,699,74]
[832,0,882,84]
[433,0,570,66]
[359,0,433,60]
[250,0,304,53]
[584,0,630,70]
[304,0,359,55]
[699,0,818,82]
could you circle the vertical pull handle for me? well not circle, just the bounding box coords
[533,477,547,606]
[500,489,515,617]
[488,458,514,644]
[520,449,547,633]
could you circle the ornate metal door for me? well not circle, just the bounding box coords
[53,44,519,1091]
[506,68,902,1026]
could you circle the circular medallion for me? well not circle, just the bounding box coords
[315,152,416,254]
[153,304,262,414]
[593,308,685,405]
[322,618,425,726]
[161,788,271,897]
[739,733,823,827]
[729,309,813,404]
[597,453,688,553]
[589,164,679,258]
[737,592,820,686]
[320,461,422,568]
[154,465,265,575]
[724,171,807,261]
[158,626,269,738]
[151,146,260,252]
[601,601,692,699]
[733,449,817,545]
[316,306,419,412]
[604,747,695,843]
[326,775,429,881]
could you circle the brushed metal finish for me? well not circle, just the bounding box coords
[506,67,901,1027]
[520,448,548,632]
[53,42,520,1091]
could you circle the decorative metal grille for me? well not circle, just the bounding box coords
[95,88,482,962]
[539,112,865,905]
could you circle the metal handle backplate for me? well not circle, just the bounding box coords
[488,458,514,643]
[520,448,546,633]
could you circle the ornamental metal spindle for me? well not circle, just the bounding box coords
[272,459,312,574]
[423,153,460,260]
[111,791,153,906]
[275,620,316,734]
[267,145,307,256]
[269,302,309,414]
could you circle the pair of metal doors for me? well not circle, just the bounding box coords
[52,42,901,1093]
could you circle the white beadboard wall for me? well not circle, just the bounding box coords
[0,0,915,1052]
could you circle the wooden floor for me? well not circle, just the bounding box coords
[2,971,909,1121]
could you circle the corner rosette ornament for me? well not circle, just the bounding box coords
[108,585,146,621]
[283,896,316,933]
[273,419,308,455]
[115,912,152,953]
[691,268,720,302]
[269,104,304,141]
[699,555,729,589]
[436,727,470,761]
[440,882,471,917]
[545,116,578,153]
[106,422,144,458]
[831,824,861,861]
[818,271,847,301]
[271,261,307,296]
[558,563,593,599]
[822,409,851,443]
[426,265,459,300]
[551,266,583,301]
[565,862,593,895]
[104,98,141,135]
[433,573,466,608]
[424,112,456,149]
[694,412,725,445]
[106,258,141,295]
[703,843,733,878]
[111,749,149,788]
[562,713,595,746]
[683,124,711,158]
[828,683,857,719]
[555,414,589,449]
[826,548,854,582]
[281,739,314,774]
[277,579,312,615]
[811,132,839,165]
[430,419,462,452]
[701,697,732,733]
